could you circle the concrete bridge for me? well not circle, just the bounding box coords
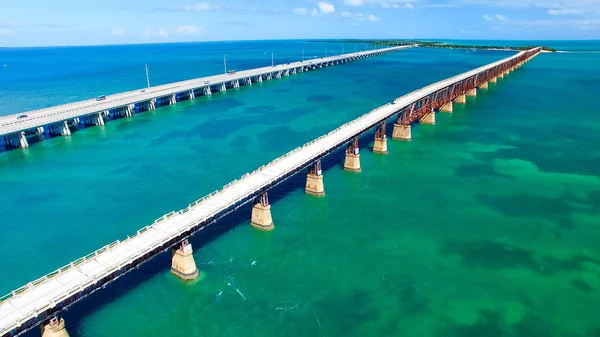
[0,46,409,152]
[0,47,541,337]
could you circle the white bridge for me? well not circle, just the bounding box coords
[0,46,410,150]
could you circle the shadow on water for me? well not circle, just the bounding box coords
[21,122,389,337]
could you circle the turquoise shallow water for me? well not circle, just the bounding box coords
[1,41,599,337]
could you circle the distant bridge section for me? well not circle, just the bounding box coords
[0,46,410,151]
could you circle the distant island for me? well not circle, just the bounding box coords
[308,39,557,53]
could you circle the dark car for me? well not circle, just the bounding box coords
[17,114,28,120]
[96,95,106,101]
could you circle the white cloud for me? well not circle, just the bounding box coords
[344,0,364,6]
[548,8,585,15]
[111,28,126,36]
[144,28,168,37]
[406,3,414,9]
[367,14,381,22]
[293,7,308,14]
[0,28,15,36]
[380,2,400,8]
[315,2,335,15]
[176,25,203,34]
[342,11,366,20]
[181,2,220,11]
[483,14,507,21]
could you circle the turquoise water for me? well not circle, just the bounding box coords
[1,41,599,336]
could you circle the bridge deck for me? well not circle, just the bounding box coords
[0,46,408,137]
[0,47,541,336]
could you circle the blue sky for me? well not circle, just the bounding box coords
[1,0,599,46]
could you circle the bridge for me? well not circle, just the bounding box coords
[0,47,541,337]
[0,46,409,152]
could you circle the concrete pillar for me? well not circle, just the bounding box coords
[220,83,226,92]
[250,193,274,231]
[96,112,104,126]
[171,239,199,281]
[498,73,504,79]
[373,123,388,154]
[305,160,325,197]
[454,94,467,104]
[373,136,388,154]
[189,90,195,100]
[42,317,69,337]
[392,124,411,141]
[419,111,435,125]
[61,121,71,136]
[490,77,497,83]
[19,132,29,148]
[170,94,177,105]
[247,77,252,85]
[440,101,453,113]
[258,75,263,82]
[466,88,477,97]
[204,87,212,96]
[343,139,361,172]
[479,81,489,90]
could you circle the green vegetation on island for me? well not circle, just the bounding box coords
[307,39,557,53]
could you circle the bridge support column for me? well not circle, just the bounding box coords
[454,94,467,104]
[247,78,252,85]
[19,132,29,148]
[419,111,435,125]
[373,123,388,154]
[234,80,240,88]
[466,88,477,97]
[392,124,411,141]
[479,81,489,90]
[220,83,226,92]
[250,192,274,231]
[170,94,177,105]
[125,104,133,117]
[189,90,195,100]
[440,101,453,113]
[344,138,361,172]
[171,239,199,281]
[149,99,156,110]
[204,87,212,96]
[490,77,497,83]
[61,121,71,136]
[258,75,263,83]
[305,160,325,197]
[42,317,70,337]
[498,73,504,79]
[96,113,105,126]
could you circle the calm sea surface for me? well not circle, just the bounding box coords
[0,40,599,337]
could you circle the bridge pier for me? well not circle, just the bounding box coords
[169,94,177,105]
[41,317,69,337]
[392,124,411,141]
[250,192,274,231]
[60,121,71,136]
[95,113,105,126]
[258,75,263,83]
[498,72,504,79]
[466,88,477,97]
[220,83,227,92]
[19,131,29,148]
[204,87,212,96]
[373,123,388,154]
[440,101,453,113]
[490,77,497,83]
[189,90,195,100]
[149,98,156,110]
[171,239,199,281]
[454,94,467,104]
[305,160,325,197]
[344,138,361,172]
[247,77,252,85]
[479,81,489,90]
[419,111,435,125]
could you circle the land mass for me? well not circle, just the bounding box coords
[308,39,557,53]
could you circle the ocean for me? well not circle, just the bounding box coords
[0,40,599,337]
